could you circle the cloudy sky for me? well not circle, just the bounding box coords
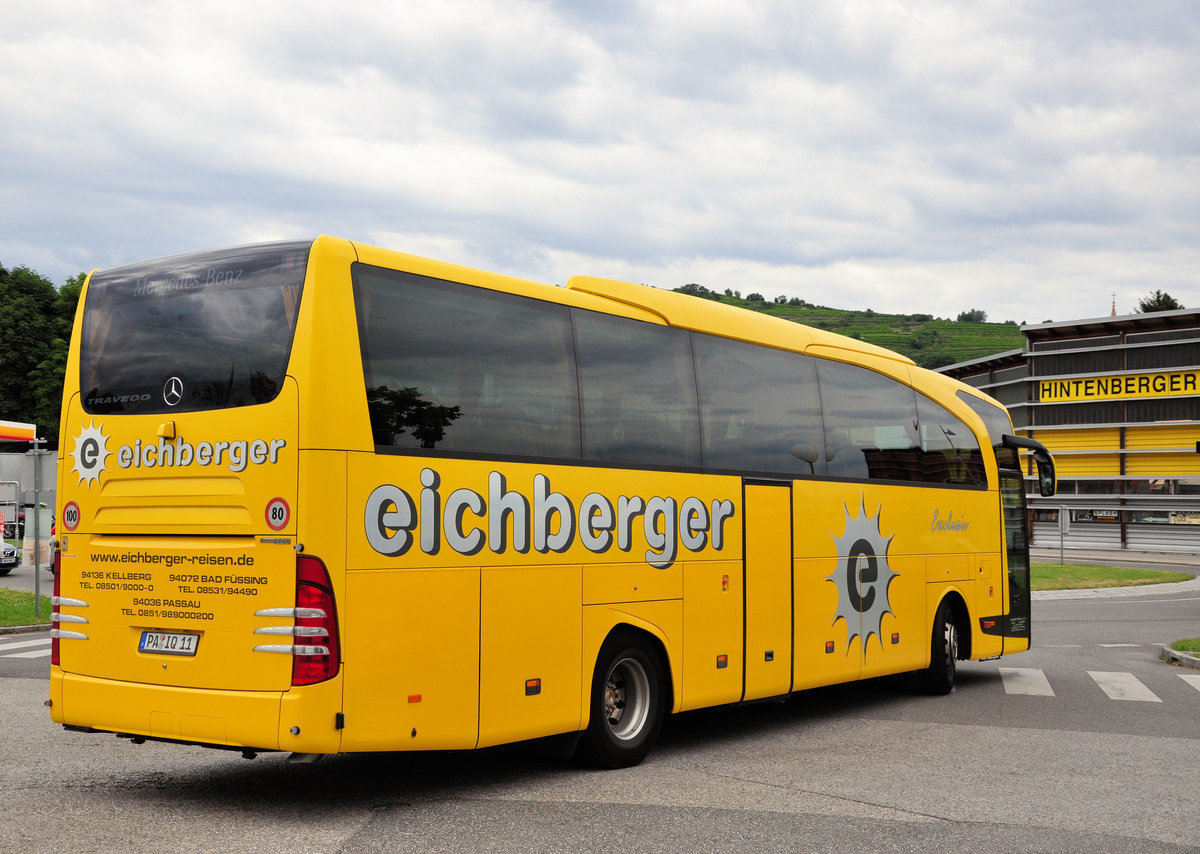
[3,0,1198,325]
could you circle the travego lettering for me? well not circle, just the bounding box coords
[365,469,736,569]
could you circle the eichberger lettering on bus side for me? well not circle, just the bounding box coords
[365,468,736,569]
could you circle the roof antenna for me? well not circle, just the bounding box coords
[1111,292,1117,317]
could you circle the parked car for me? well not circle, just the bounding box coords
[0,541,19,576]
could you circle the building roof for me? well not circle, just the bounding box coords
[937,348,1025,375]
[1022,308,1200,342]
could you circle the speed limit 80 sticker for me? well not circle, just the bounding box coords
[265,498,290,531]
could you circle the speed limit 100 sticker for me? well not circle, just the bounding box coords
[265,498,290,531]
[62,501,81,532]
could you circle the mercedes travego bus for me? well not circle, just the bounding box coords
[51,236,1054,767]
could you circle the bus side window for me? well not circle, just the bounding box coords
[916,394,986,485]
[574,310,700,468]
[692,334,824,476]
[817,360,921,484]
[354,265,581,459]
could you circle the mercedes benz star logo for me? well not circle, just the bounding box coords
[163,376,184,406]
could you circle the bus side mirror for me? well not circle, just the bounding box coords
[1033,451,1055,497]
[1002,435,1056,497]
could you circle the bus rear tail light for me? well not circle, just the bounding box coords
[293,555,340,685]
[253,555,341,686]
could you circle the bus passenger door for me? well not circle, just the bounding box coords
[999,470,1032,653]
[743,482,793,701]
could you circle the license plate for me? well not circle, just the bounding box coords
[138,631,199,656]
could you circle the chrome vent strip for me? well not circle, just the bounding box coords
[52,613,89,625]
[254,606,326,618]
[253,644,331,656]
[253,626,329,637]
[50,629,88,640]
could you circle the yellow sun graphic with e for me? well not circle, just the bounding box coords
[70,420,111,487]
[827,495,898,655]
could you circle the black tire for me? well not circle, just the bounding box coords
[578,630,666,769]
[919,600,959,695]
[0,567,11,577]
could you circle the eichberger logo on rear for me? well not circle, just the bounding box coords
[68,420,287,488]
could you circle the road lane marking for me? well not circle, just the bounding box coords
[999,667,1055,696]
[4,649,50,659]
[1088,671,1161,702]
[1180,674,1200,693]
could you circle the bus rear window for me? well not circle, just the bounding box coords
[80,241,310,415]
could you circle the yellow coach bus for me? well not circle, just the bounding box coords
[51,236,1054,767]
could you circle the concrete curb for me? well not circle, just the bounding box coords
[0,624,50,635]
[1159,643,1200,671]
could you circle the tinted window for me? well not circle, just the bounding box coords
[574,310,700,467]
[81,241,310,414]
[917,394,986,485]
[818,361,920,482]
[957,390,1019,471]
[354,265,580,458]
[693,335,824,475]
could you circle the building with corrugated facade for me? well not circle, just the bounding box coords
[940,308,1200,553]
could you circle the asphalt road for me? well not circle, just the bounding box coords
[0,556,52,598]
[2,572,1198,853]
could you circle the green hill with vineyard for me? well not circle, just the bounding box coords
[671,284,1025,369]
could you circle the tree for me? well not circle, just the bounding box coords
[0,265,83,451]
[1136,290,1184,313]
[917,352,956,370]
[673,283,720,301]
[956,309,987,323]
[910,328,941,351]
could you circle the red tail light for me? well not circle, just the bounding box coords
[51,549,61,666]
[292,555,340,686]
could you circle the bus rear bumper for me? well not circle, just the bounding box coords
[51,669,286,751]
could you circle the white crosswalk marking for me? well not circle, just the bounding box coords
[1088,670,1162,702]
[0,637,51,652]
[999,667,1055,696]
[5,648,50,659]
[1180,674,1200,693]
[0,636,51,659]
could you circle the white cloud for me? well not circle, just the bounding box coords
[1,0,1198,324]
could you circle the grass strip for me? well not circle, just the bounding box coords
[1170,637,1200,654]
[0,588,53,627]
[1031,562,1191,591]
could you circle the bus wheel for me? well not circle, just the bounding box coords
[919,600,958,695]
[579,631,665,768]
